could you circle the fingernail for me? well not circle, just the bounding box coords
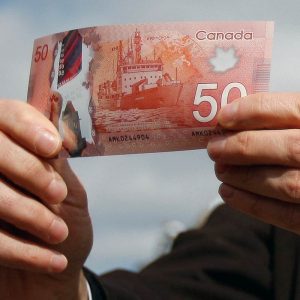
[219,184,235,199]
[35,130,61,157]
[207,136,227,160]
[218,101,239,127]
[47,177,68,204]
[49,218,69,243]
[50,254,68,273]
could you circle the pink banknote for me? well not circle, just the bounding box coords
[27,21,274,157]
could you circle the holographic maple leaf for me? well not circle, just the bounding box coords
[210,47,238,72]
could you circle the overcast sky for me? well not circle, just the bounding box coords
[0,0,300,274]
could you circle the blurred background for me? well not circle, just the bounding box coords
[0,0,299,274]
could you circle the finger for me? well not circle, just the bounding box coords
[0,179,68,244]
[207,129,300,166]
[219,184,300,235]
[218,92,300,130]
[0,100,61,158]
[0,132,67,204]
[215,164,300,204]
[0,229,67,273]
[50,159,88,208]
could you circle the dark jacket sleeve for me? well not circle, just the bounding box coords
[85,204,275,300]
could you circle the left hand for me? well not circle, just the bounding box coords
[0,158,93,300]
[0,100,93,299]
[207,92,300,234]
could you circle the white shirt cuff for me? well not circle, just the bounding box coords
[86,278,93,300]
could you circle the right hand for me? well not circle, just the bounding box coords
[207,93,300,236]
[0,100,93,299]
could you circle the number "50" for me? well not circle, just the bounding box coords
[193,83,247,122]
[34,44,48,63]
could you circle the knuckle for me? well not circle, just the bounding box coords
[23,157,44,177]
[42,168,67,203]
[18,245,45,267]
[25,159,56,192]
[290,96,300,119]
[0,230,49,271]
[281,170,300,202]
[45,215,57,234]
[41,164,57,190]
[0,182,22,217]
[283,94,300,122]
[6,237,37,266]
[245,92,270,118]
[20,204,47,232]
[2,100,30,124]
[286,133,300,165]
[234,131,251,157]
[254,93,268,113]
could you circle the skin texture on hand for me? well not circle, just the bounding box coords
[207,93,300,235]
[0,100,92,300]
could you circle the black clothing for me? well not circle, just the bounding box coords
[84,205,300,299]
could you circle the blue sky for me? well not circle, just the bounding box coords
[1,0,300,273]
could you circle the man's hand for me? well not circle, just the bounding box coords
[207,93,300,234]
[0,100,93,299]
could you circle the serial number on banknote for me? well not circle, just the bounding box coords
[108,134,150,143]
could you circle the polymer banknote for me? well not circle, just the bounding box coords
[27,21,274,157]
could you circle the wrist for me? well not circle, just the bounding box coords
[0,269,88,300]
[44,269,88,300]
[55,269,88,300]
[40,270,89,300]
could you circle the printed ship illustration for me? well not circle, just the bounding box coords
[97,30,183,110]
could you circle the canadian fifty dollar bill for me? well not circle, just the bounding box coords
[27,21,274,157]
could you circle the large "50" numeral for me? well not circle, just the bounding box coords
[193,83,247,122]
